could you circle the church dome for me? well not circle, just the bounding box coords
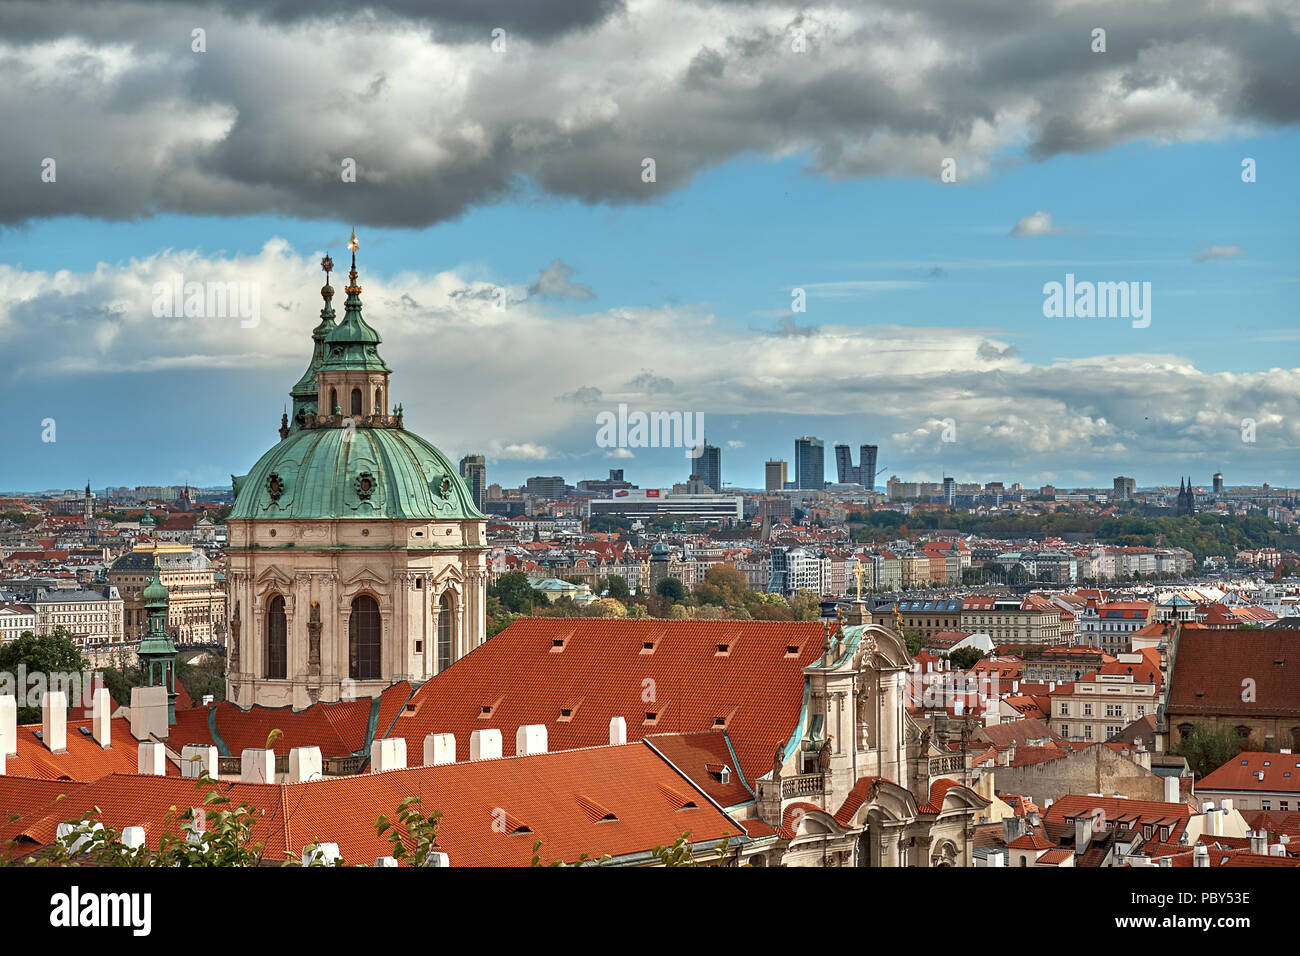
[230,424,485,522]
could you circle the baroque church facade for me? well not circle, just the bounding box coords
[224,235,487,710]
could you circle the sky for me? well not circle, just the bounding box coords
[0,0,1297,494]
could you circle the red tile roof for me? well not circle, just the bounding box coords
[382,619,826,788]
[1199,752,1300,794]
[6,718,178,781]
[1169,629,1300,717]
[1,741,744,866]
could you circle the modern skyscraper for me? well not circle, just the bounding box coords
[795,436,825,490]
[1113,476,1136,500]
[694,443,722,493]
[859,444,878,492]
[765,459,788,493]
[1212,473,1224,495]
[834,444,855,484]
[459,454,487,510]
[942,476,956,506]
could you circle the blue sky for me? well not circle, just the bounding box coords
[1,0,1297,494]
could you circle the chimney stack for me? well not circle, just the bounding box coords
[0,695,15,761]
[91,687,112,748]
[515,724,548,756]
[137,740,166,775]
[42,691,67,753]
[469,728,502,760]
[1249,829,1267,856]
[129,685,169,741]
[240,747,275,783]
[288,746,322,782]
[1193,844,1209,868]
[609,716,627,746]
[181,744,218,779]
[370,737,407,773]
[423,733,456,766]
[1163,776,1180,804]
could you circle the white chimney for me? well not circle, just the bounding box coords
[423,851,450,867]
[181,744,218,779]
[515,724,548,756]
[240,747,275,783]
[121,826,147,850]
[1270,843,1287,856]
[469,728,502,760]
[1220,797,1233,814]
[137,740,166,775]
[42,691,67,753]
[1249,829,1267,855]
[423,733,455,766]
[1200,800,1215,813]
[288,746,322,782]
[1012,680,1020,694]
[1164,776,1180,804]
[0,694,15,758]
[303,843,342,866]
[129,685,169,741]
[370,737,407,773]
[374,856,399,867]
[989,852,1004,867]
[609,716,627,746]
[91,687,112,748]
[1193,844,1209,868]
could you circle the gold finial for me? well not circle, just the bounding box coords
[345,230,361,294]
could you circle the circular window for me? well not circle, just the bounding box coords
[362,528,370,537]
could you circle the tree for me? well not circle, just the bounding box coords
[789,589,821,622]
[902,630,926,658]
[948,646,984,671]
[601,575,631,603]
[1171,722,1244,778]
[0,629,87,723]
[488,571,540,613]
[656,577,686,602]
[702,564,749,605]
[586,598,627,618]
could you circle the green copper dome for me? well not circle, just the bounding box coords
[230,425,486,521]
[141,564,170,607]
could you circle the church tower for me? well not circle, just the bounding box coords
[225,234,488,710]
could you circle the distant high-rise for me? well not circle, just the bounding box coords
[765,459,788,493]
[859,445,877,492]
[525,476,567,499]
[459,454,487,510]
[1113,476,1136,500]
[795,437,825,490]
[694,443,722,493]
[834,444,855,484]
[942,476,956,506]
[1213,473,1224,495]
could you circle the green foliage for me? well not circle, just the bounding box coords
[0,629,87,723]
[656,577,686,602]
[530,839,609,867]
[488,571,540,613]
[374,796,442,867]
[903,630,926,658]
[600,575,631,602]
[788,589,822,622]
[947,646,984,670]
[650,831,744,866]
[1171,722,1246,778]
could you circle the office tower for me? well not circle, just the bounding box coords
[942,476,955,506]
[859,444,878,492]
[834,444,855,484]
[525,476,567,498]
[695,443,722,493]
[765,459,788,493]
[459,454,487,510]
[1212,473,1224,495]
[795,436,825,490]
[1113,476,1136,500]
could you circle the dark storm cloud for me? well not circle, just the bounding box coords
[0,0,1296,226]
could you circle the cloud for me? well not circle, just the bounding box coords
[556,385,603,404]
[528,259,595,300]
[1,241,1297,485]
[977,340,1019,361]
[1011,210,1065,237]
[2,0,1296,226]
[727,440,745,449]
[1195,244,1246,262]
[604,448,635,459]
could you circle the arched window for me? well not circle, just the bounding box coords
[351,388,362,417]
[437,592,454,672]
[266,594,287,679]
[349,594,381,681]
[329,388,338,414]
[374,388,382,415]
